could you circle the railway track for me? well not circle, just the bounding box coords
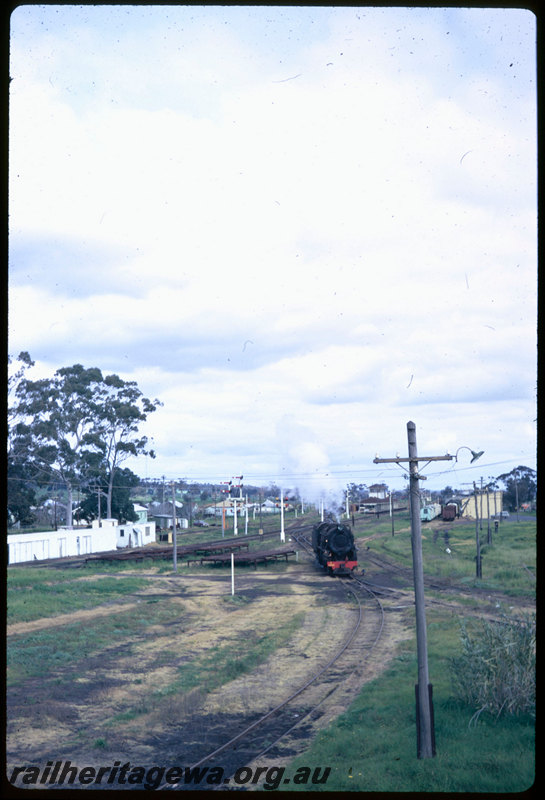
[159,531,386,791]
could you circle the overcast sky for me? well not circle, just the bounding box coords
[8,5,537,501]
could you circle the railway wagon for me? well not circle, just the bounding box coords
[420,503,441,522]
[441,503,458,521]
[312,520,358,576]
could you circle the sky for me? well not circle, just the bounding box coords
[8,4,537,503]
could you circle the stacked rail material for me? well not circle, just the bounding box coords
[84,540,251,563]
[185,545,297,569]
[20,540,252,568]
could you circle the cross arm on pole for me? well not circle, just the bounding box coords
[373,455,454,464]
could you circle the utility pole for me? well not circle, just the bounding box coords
[171,482,178,573]
[514,470,520,522]
[491,479,498,520]
[390,491,395,537]
[486,484,491,545]
[473,482,482,578]
[220,479,232,537]
[406,422,435,759]
[374,421,470,759]
[280,487,285,543]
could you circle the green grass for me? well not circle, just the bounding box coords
[285,609,535,793]
[7,568,152,624]
[363,517,536,596]
[6,600,187,685]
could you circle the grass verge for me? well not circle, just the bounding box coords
[284,607,535,793]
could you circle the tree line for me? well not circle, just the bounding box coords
[8,352,161,527]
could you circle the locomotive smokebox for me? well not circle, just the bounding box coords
[328,525,352,556]
[312,520,358,576]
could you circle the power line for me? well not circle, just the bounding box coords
[8,459,535,491]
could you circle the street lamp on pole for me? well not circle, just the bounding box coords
[453,446,484,464]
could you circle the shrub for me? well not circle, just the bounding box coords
[449,613,535,723]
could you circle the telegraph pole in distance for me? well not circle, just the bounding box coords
[171,482,177,574]
[390,491,395,537]
[486,483,491,545]
[280,488,285,542]
[473,481,482,578]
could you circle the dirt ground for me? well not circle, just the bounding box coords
[6,560,415,789]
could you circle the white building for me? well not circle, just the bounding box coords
[7,518,156,565]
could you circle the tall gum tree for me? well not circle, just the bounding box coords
[13,365,105,527]
[8,352,37,526]
[12,363,161,527]
[496,466,537,512]
[93,373,162,518]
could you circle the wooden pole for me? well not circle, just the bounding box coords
[407,421,435,759]
[171,482,177,573]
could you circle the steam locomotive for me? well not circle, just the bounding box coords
[312,520,359,576]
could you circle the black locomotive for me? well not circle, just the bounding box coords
[312,520,359,576]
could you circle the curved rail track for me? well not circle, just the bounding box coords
[160,527,386,791]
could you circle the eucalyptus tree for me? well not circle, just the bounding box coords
[92,373,161,518]
[8,351,34,407]
[12,365,107,527]
[7,352,37,526]
[12,363,161,527]
[496,466,537,512]
[77,467,141,524]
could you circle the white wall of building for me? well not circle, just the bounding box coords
[115,521,156,548]
[8,518,156,565]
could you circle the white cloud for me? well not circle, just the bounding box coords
[8,6,537,489]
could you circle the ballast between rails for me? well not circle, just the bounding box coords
[249,577,386,767]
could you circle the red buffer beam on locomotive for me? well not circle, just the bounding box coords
[311,520,360,577]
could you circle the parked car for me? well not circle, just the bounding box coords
[493,511,510,518]
[193,520,210,527]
